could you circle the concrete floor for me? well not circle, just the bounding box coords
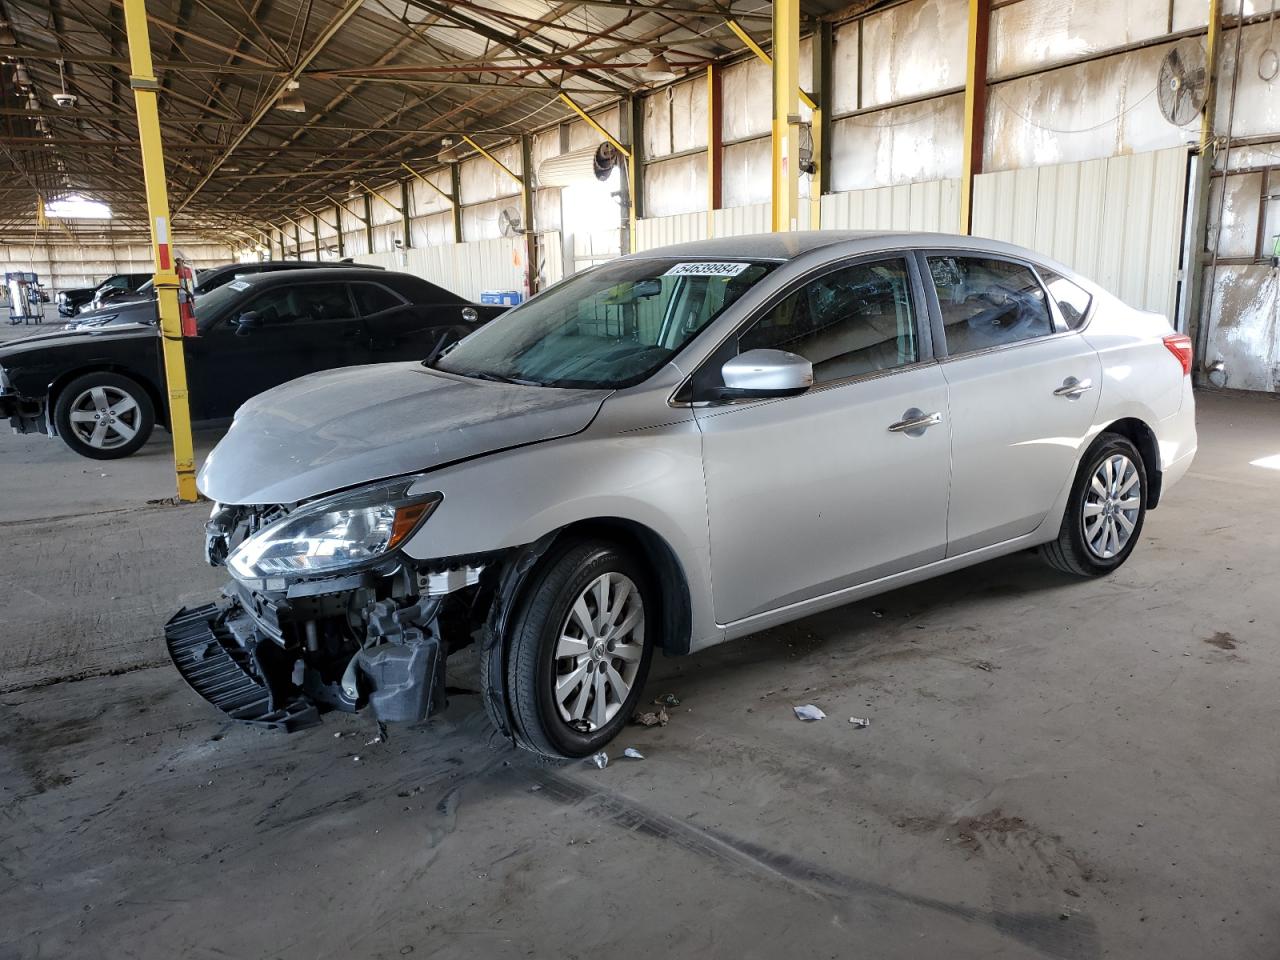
[1,389,1278,959]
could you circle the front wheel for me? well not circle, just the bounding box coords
[1040,434,1148,577]
[505,540,655,758]
[53,372,155,459]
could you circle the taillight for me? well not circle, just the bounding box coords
[1163,334,1193,376]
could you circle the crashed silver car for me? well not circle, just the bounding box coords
[170,231,1197,757]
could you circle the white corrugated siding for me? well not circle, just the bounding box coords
[821,179,962,232]
[355,237,525,302]
[972,146,1189,318]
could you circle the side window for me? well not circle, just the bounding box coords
[928,256,1053,355]
[352,283,406,316]
[243,283,354,325]
[738,258,918,384]
[1038,269,1093,330]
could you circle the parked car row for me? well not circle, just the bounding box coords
[0,267,502,458]
[146,231,1196,758]
[61,259,380,328]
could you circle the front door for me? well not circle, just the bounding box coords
[694,256,952,627]
[923,253,1103,555]
[186,281,367,420]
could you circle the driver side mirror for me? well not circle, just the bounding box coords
[234,310,262,337]
[717,349,813,400]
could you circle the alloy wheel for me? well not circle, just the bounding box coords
[1082,453,1142,560]
[552,571,645,731]
[67,385,142,451]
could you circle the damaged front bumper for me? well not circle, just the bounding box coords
[167,543,487,732]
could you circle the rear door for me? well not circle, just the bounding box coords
[354,279,488,364]
[923,252,1102,555]
[186,281,368,418]
[694,254,952,627]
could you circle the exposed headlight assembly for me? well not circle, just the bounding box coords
[227,478,441,581]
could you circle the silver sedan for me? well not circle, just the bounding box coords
[182,231,1198,757]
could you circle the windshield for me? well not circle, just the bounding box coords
[435,258,775,388]
[191,281,249,330]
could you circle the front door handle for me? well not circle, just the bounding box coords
[888,408,943,437]
[1053,377,1094,399]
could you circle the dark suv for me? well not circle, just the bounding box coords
[57,273,150,316]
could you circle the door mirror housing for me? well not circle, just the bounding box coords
[234,311,262,336]
[718,349,813,400]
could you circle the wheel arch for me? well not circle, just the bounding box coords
[1101,417,1162,508]
[48,364,167,432]
[535,517,693,657]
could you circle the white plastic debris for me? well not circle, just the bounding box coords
[623,747,645,760]
[849,717,870,729]
[793,704,826,721]
[587,751,608,769]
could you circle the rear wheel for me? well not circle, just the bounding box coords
[1040,434,1147,577]
[53,372,155,459]
[505,540,654,758]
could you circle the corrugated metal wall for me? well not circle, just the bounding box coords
[821,179,962,232]
[2,241,237,294]
[973,147,1189,319]
[354,237,525,302]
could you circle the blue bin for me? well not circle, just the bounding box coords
[480,290,523,306]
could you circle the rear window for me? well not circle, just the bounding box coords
[1038,269,1093,329]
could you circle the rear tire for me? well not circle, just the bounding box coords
[53,371,155,460]
[505,540,655,758]
[1040,434,1147,577]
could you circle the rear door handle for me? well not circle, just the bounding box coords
[1053,377,1094,399]
[888,408,943,436]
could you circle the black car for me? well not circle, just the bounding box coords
[1,268,501,459]
[73,259,382,323]
[57,273,151,317]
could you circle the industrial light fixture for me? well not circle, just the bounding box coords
[436,135,457,163]
[52,59,76,108]
[25,90,38,110]
[13,61,30,87]
[346,179,361,201]
[638,50,677,83]
[0,22,17,45]
[276,80,305,113]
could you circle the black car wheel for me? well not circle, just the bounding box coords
[505,540,655,758]
[1040,433,1148,577]
[54,371,155,460]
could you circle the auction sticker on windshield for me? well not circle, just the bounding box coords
[227,280,251,292]
[663,262,751,278]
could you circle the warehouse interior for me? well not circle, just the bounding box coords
[1,0,1279,957]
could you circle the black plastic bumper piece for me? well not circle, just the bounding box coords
[165,603,319,732]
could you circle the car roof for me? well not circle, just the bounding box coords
[233,267,407,286]
[622,230,1056,265]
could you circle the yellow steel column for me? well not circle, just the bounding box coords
[772,0,800,233]
[959,0,991,235]
[123,0,197,502]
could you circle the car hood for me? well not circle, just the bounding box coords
[0,323,155,358]
[198,362,609,505]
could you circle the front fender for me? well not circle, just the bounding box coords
[401,419,720,650]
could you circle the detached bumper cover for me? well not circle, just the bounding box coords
[166,603,319,731]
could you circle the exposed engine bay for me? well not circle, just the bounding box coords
[166,502,491,731]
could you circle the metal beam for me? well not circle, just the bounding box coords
[958,0,991,235]
[401,179,412,249]
[1187,0,1225,361]
[811,21,832,230]
[772,0,800,232]
[521,134,537,295]
[726,18,817,110]
[175,0,366,214]
[450,163,464,243]
[706,62,721,238]
[123,0,197,502]
[460,135,524,188]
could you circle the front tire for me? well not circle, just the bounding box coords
[506,540,655,758]
[1040,434,1148,577]
[53,372,155,459]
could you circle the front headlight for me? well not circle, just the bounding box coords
[227,478,441,581]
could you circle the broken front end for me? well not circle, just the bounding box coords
[166,479,494,732]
